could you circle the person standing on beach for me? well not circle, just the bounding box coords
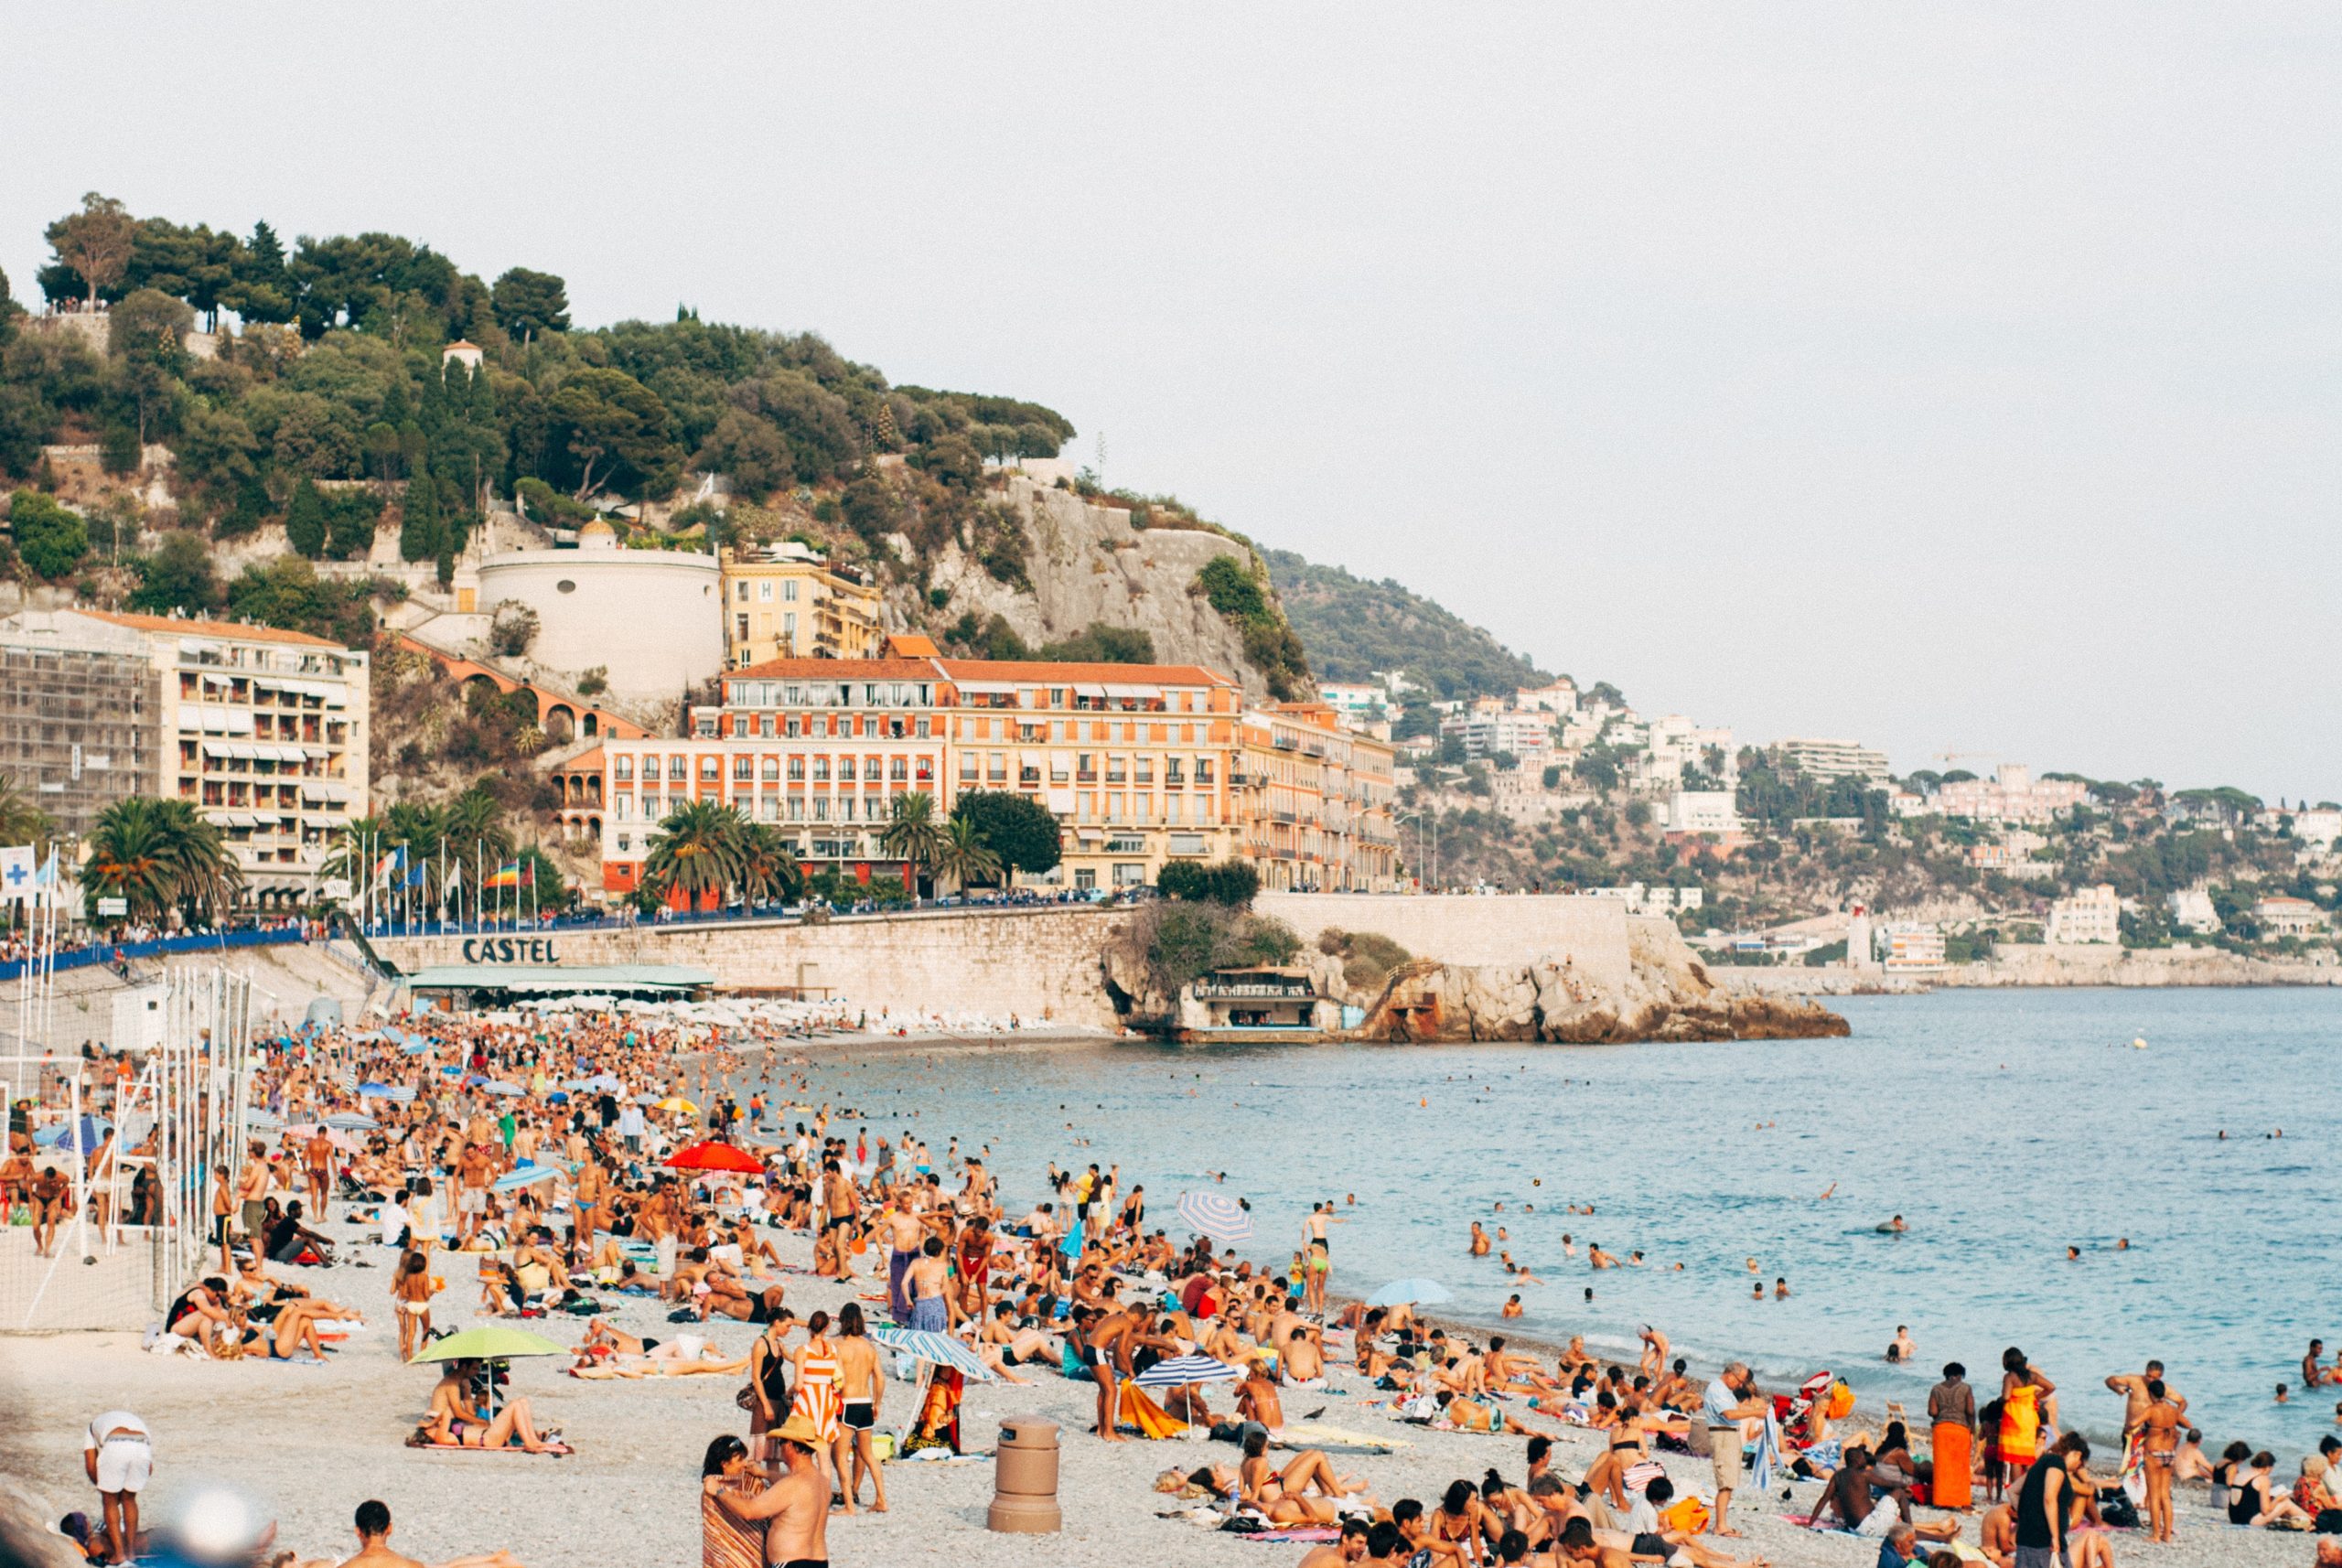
[1998,1348,2053,1488]
[1702,1361,1767,1539]
[235,1139,269,1249]
[2137,1378,2186,1542]
[1303,1203,1331,1317]
[883,1192,923,1321]
[1926,1362,1976,1510]
[82,1409,148,1566]
[2014,1432,2090,1568]
[2104,1359,2181,1446]
[720,1412,830,1568]
[833,1303,886,1514]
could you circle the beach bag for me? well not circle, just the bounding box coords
[1826,1381,1854,1419]
[2095,1487,2138,1530]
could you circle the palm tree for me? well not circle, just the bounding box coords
[0,772,55,852]
[933,813,1002,896]
[154,800,240,924]
[736,822,803,908]
[85,797,242,926]
[644,799,747,908]
[879,791,947,889]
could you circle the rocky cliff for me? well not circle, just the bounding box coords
[906,472,1289,698]
[1348,915,1847,1044]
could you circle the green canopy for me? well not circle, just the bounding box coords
[407,1325,568,1364]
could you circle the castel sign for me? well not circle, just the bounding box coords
[459,937,560,964]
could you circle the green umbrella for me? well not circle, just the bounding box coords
[408,1326,568,1364]
[409,1325,569,1420]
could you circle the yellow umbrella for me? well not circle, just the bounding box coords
[655,1097,699,1114]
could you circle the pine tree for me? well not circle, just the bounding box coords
[874,400,898,452]
[400,472,442,563]
[285,478,327,558]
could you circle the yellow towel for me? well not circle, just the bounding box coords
[1116,1380,1191,1440]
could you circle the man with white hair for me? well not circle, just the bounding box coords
[1702,1361,1768,1539]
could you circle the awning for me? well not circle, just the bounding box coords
[1074,682,1108,699]
[263,744,307,762]
[201,740,234,758]
[302,781,350,802]
[1075,826,1103,840]
[403,964,717,997]
[953,680,1016,696]
[1102,682,1158,699]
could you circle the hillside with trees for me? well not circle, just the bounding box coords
[1262,547,1552,700]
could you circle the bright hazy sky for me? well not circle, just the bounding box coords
[8,5,2336,799]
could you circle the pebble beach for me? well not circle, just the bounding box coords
[0,1208,2324,1568]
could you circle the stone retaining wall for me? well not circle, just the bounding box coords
[371,907,1137,1028]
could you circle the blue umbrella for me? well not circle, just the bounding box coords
[401,1041,431,1056]
[545,1090,569,1104]
[1175,1190,1252,1243]
[1133,1352,1242,1391]
[1366,1278,1451,1308]
[357,1081,396,1097]
[478,1080,525,1097]
[868,1325,995,1381]
[37,1116,111,1154]
[494,1163,562,1193]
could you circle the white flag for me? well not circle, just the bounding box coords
[0,845,34,902]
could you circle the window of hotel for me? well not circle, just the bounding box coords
[736,582,749,602]
[758,714,775,737]
[617,833,630,852]
[783,579,799,602]
[812,756,830,781]
[1170,832,1205,856]
[787,756,805,781]
[916,716,930,738]
[787,797,804,821]
[839,797,856,822]
[668,756,688,780]
[615,757,634,780]
[733,756,752,780]
[960,752,978,780]
[1113,863,1144,886]
[1074,868,1096,890]
[1108,832,1144,853]
[888,757,907,781]
[785,716,800,738]
[760,756,779,780]
[833,756,854,781]
[757,797,778,821]
[783,611,796,640]
[813,797,830,821]
[700,756,720,780]
[616,796,632,820]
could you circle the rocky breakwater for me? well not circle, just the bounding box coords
[1353,917,1847,1044]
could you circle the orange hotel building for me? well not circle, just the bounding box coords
[596,636,1397,898]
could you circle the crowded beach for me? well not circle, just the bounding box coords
[4,999,2339,1568]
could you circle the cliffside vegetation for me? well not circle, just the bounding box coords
[1262,546,1551,700]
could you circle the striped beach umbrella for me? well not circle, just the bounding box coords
[1134,1353,1242,1390]
[868,1325,995,1381]
[1174,1190,1252,1242]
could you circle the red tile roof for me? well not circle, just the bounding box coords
[726,658,943,680]
[79,608,348,650]
[934,659,1235,686]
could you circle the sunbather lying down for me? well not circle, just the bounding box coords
[412,1362,572,1455]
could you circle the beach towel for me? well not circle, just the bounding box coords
[1116,1380,1191,1440]
[1241,1528,1342,1543]
[703,1477,765,1568]
[1281,1423,1407,1452]
[1931,1418,1973,1509]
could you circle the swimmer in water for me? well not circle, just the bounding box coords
[1468,1221,1491,1257]
[1775,1277,1790,1299]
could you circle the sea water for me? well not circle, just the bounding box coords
[733,986,2341,1452]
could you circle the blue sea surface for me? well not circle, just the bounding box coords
[738,987,2341,1452]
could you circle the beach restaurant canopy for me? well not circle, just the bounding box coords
[402,963,717,1008]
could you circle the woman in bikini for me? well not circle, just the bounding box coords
[393,1249,435,1360]
[419,1360,567,1454]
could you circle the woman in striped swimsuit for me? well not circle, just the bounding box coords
[790,1311,844,1499]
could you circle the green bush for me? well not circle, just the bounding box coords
[9,489,88,580]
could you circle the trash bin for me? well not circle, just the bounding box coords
[989,1415,1061,1534]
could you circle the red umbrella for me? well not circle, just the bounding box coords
[664,1140,766,1174]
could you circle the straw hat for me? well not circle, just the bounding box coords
[768,1412,825,1448]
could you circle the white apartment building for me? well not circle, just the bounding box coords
[1883,924,1948,971]
[2283,809,2342,851]
[1585,883,1704,915]
[1439,709,1555,760]
[1665,790,1743,834]
[2254,896,2327,939]
[18,609,371,908]
[1779,737,1891,782]
[2167,888,2222,934]
[1932,764,2090,825]
[2046,883,2122,944]
[1514,679,1578,714]
[1316,682,1386,722]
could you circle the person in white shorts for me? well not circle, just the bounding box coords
[83,1409,150,1565]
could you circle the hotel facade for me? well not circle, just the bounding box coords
[593,639,1398,897]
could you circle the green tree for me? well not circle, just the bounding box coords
[400,469,442,563]
[222,220,295,325]
[545,367,679,499]
[46,193,137,306]
[284,477,327,557]
[0,772,56,853]
[644,799,747,907]
[8,490,89,580]
[490,267,569,341]
[878,791,948,880]
[129,531,219,614]
[736,822,803,907]
[951,789,1061,879]
[932,814,1003,894]
[84,796,242,925]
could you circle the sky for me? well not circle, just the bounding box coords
[6,5,2337,799]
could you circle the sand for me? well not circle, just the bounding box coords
[0,1209,2320,1568]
